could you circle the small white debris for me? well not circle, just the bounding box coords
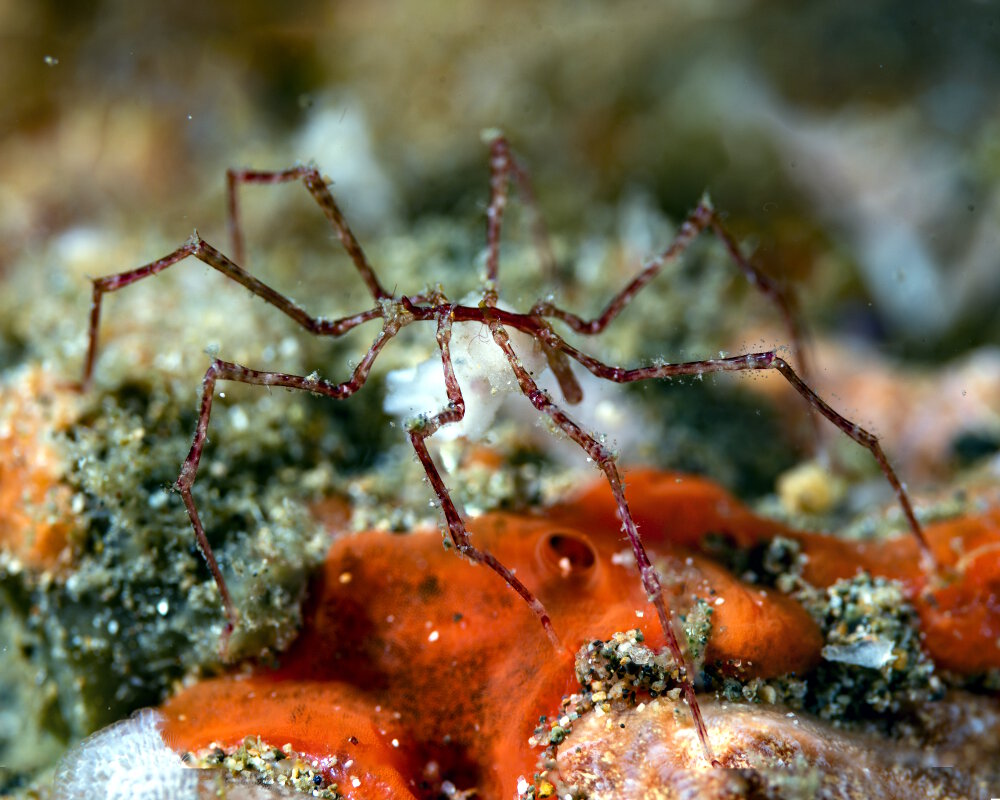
[822,637,895,670]
[228,406,249,432]
[295,105,399,229]
[428,630,440,643]
[383,298,547,442]
[156,599,169,616]
[148,490,169,510]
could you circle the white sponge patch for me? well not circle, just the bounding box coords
[53,709,197,800]
[384,313,546,442]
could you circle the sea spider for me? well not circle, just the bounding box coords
[80,132,931,766]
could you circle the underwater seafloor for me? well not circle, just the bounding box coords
[3,2,1000,798]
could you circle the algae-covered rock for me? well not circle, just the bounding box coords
[0,361,384,758]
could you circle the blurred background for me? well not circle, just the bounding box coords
[3,0,1000,356]
[3,2,1000,792]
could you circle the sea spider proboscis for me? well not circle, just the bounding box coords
[80,132,931,765]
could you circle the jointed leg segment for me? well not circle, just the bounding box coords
[527,328,933,563]
[226,165,388,300]
[486,313,718,764]
[482,133,557,306]
[529,195,809,377]
[173,320,400,639]
[406,310,561,649]
[82,233,381,390]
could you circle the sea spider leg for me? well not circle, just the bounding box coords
[529,191,830,456]
[82,233,380,389]
[480,130,558,282]
[175,320,401,644]
[485,313,719,766]
[484,133,583,404]
[406,308,562,649]
[226,165,388,301]
[704,208,810,381]
[536,331,935,568]
[529,195,809,376]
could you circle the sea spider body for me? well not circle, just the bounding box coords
[81,133,931,766]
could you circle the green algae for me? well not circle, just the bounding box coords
[574,629,684,706]
[800,574,942,720]
[0,371,376,748]
[704,535,944,723]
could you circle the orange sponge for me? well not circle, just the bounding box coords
[161,468,999,797]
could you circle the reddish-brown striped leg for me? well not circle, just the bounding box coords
[480,132,557,295]
[529,195,808,374]
[174,321,400,646]
[485,312,720,767]
[534,328,933,568]
[226,165,387,300]
[406,310,562,649]
[482,133,584,405]
[82,233,380,389]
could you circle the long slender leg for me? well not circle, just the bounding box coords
[530,198,711,333]
[486,314,719,767]
[530,197,807,370]
[482,143,781,346]
[535,328,933,566]
[482,133,584,404]
[226,166,388,300]
[406,310,561,649]
[482,135,512,308]
[703,208,821,448]
[703,207,809,380]
[480,132,558,289]
[481,133,565,302]
[174,321,400,643]
[82,233,381,388]
[526,194,803,410]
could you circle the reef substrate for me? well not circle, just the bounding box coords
[155,469,1000,799]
